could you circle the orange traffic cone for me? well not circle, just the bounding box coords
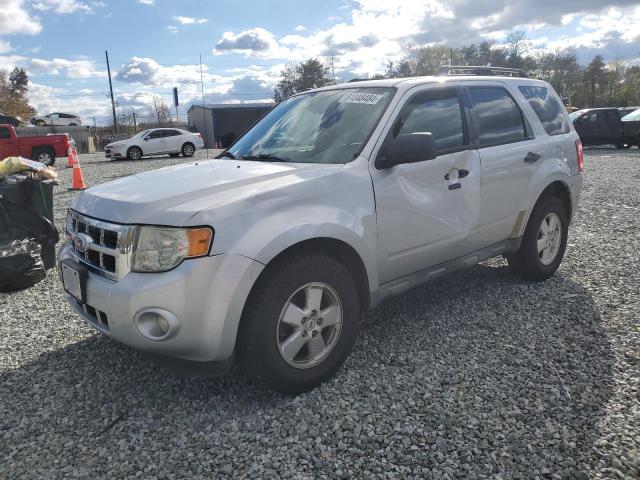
[69,159,87,191]
[66,146,77,168]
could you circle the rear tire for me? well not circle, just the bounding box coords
[127,146,143,160]
[35,120,46,127]
[238,252,360,394]
[181,142,195,157]
[507,196,568,281]
[32,148,55,167]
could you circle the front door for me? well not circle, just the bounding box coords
[370,86,481,284]
[144,130,167,154]
[0,126,15,160]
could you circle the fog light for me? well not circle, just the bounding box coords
[134,308,180,341]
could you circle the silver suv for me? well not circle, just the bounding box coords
[58,67,583,393]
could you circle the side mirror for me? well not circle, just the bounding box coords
[143,136,149,141]
[376,132,437,169]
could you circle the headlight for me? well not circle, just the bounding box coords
[132,226,213,272]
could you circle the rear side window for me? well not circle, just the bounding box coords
[468,87,527,147]
[519,86,570,135]
[165,130,181,137]
[397,90,465,153]
[0,127,10,140]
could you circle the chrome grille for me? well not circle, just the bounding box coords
[66,210,136,280]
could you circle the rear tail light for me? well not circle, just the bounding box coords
[575,140,583,173]
[63,135,70,151]
[197,133,202,139]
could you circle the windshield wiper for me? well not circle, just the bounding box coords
[217,151,236,159]
[241,153,290,162]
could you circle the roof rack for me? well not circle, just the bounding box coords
[437,65,529,78]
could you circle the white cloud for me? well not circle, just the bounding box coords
[137,0,154,4]
[0,0,42,35]
[29,57,105,78]
[214,28,283,58]
[31,0,94,14]
[167,25,178,34]
[0,41,12,54]
[173,16,207,25]
[294,25,306,32]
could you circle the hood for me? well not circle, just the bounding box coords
[71,159,342,225]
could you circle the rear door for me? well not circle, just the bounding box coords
[465,84,537,248]
[370,86,482,283]
[163,129,182,152]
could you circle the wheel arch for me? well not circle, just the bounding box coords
[536,180,572,222]
[30,145,55,159]
[247,237,372,312]
[126,145,143,157]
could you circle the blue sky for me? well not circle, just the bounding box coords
[1,0,639,125]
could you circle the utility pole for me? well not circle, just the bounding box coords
[132,112,137,133]
[105,50,118,133]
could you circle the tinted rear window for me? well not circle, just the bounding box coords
[468,87,527,147]
[0,127,10,140]
[519,86,570,135]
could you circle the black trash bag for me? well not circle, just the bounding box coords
[0,196,59,292]
[0,239,46,292]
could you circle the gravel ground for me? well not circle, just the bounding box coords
[1,148,639,479]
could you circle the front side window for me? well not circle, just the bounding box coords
[147,130,165,139]
[395,90,465,153]
[518,86,570,136]
[228,87,395,164]
[468,87,527,147]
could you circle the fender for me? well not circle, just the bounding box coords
[514,160,573,238]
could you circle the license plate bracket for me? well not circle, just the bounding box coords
[61,259,88,303]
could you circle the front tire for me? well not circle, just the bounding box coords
[507,196,568,281]
[35,120,46,127]
[127,146,143,160]
[181,142,195,157]
[238,252,360,394]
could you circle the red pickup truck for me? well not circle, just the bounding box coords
[0,124,70,166]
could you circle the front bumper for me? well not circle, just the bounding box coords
[58,244,264,362]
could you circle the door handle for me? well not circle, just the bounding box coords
[444,169,469,181]
[524,152,541,164]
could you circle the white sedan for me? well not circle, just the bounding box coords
[105,128,205,160]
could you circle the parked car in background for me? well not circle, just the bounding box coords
[0,112,25,128]
[31,113,82,127]
[60,69,583,393]
[570,107,640,148]
[104,128,204,160]
[620,106,640,118]
[0,124,71,165]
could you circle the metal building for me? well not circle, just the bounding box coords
[187,103,274,149]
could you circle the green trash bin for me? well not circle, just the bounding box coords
[0,179,57,269]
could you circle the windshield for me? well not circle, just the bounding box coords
[622,109,640,122]
[227,87,395,164]
[569,110,586,121]
[133,129,150,138]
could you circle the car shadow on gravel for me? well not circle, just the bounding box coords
[0,261,616,477]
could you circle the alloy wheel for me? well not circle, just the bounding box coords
[537,212,562,265]
[276,282,343,369]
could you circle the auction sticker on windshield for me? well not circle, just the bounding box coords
[339,93,385,105]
